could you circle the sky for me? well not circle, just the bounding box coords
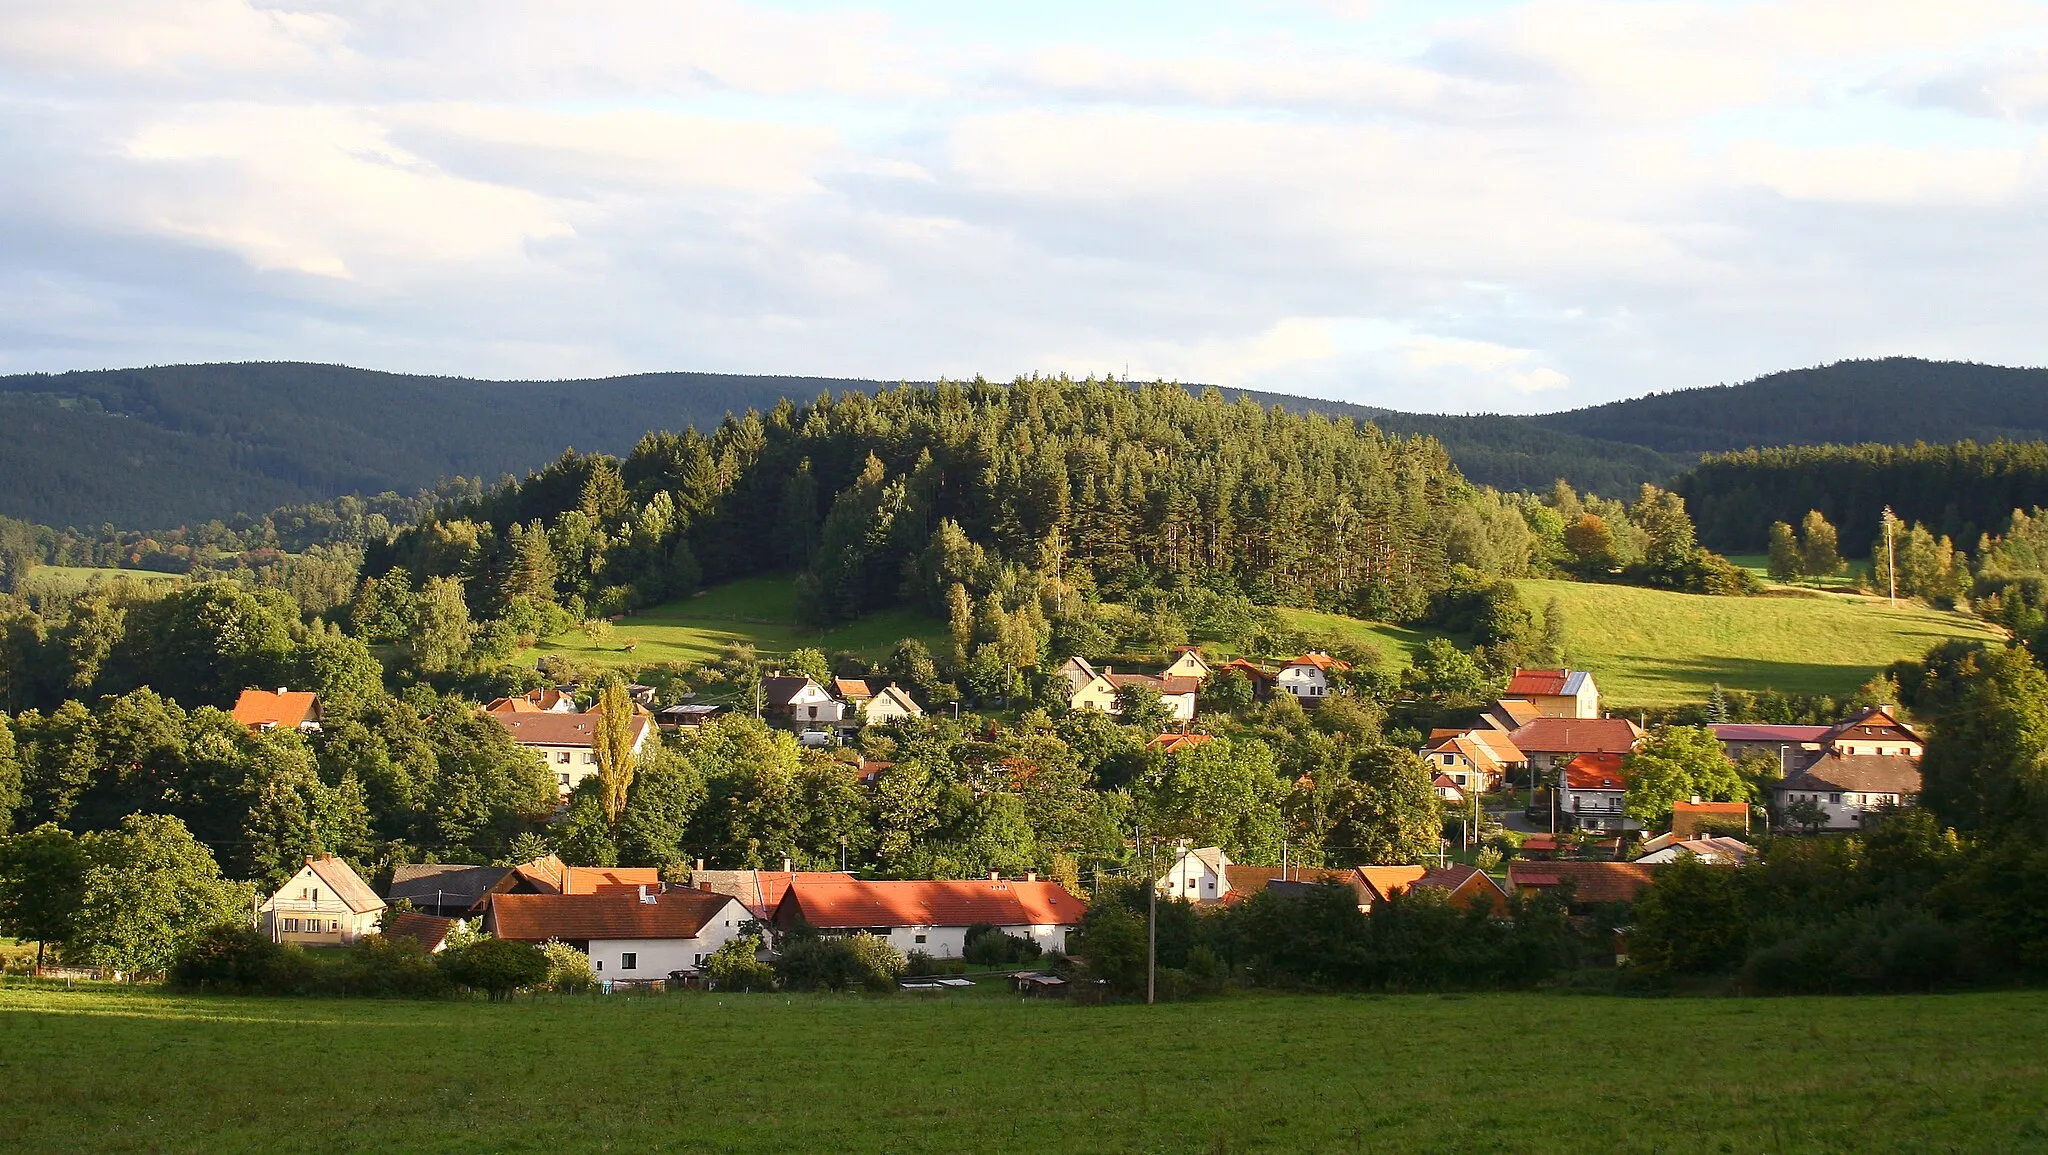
[2,0,2046,413]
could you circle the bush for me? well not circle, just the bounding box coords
[541,940,596,994]
[332,935,449,998]
[774,933,904,992]
[169,926,308,994]
[844,933,908,991]
[704,936,775,992]
[904,949,937,978]
[963,927,1043,969]
[439,937,549,1000]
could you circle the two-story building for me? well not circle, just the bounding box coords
[1068,668,1198,722]
[260,854,384,945]
[761,674,849,733]
[1558,752,1640,833]
[1774,751,1921,830]
[1275,652,1350,704]
[490,710,652,798]
[1503,669,1601,719]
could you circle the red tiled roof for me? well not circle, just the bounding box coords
[1221,659,1275,684]
[1358,865,1430,901]
[1283,652,1351,672]
[1106,673,1201,695]
[1818,706,1922,747]
[231,689,321,730]
[489,711,650,749]
[1412,864,1509,910]
[1510,717,1643,755]
[834,678,873,701]
[489,888,739,942]
[1508,860,1663,905]
[1506,669,1571,696]
[383,912,456,952]
[775,879,1088,929]
[1148,732,1216,753]
[1433,773,1464,793]
[1222,865,1364,902]
[1563,752,1628,791]
[691,870,854,916]
[1673,801,1750,818]
[510,855,663,895]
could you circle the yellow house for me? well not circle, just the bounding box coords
[260,854,385,945]
[1161,647,1215,682]
[1069,669,1198,722]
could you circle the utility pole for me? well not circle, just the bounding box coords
[1143,828,1156,1006]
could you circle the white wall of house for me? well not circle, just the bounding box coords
[1774,787,1909,830]
[1159,692,1197,723]
[1154,851,1227,904]
[587,898,753,978]
[1561,786,1640,832]
[856,922,1075,959]
[260,863,380,944]
[1276,666,1329,700]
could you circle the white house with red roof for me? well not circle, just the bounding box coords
[1069,667,1199,722]
[1276,652,1350,704]
[486,886,754,979]
[232,689,323,733]
[1503,668,1600,719]
[1509,716,1644,771]
[1559,752,1640,833]
[770,875,1088,957]
[489,711,652,798]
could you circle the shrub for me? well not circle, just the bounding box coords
[964,927,1043,969]
[169,926,307,994]
[1474,846,1504,873]
[541,940,596,994]
[774,933,904,992]
[904,949,937,978]
[439,937,549,1000]
[844,933,908,991]
[332,935,449,998]
[705,937,776,992]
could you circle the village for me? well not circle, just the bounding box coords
[229,640,1926,993]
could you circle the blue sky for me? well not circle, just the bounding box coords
[2,0,2044,412]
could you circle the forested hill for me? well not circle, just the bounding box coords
[0,363,889,528]
[1531,358,2048,455]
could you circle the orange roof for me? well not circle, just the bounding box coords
[1148,732,1216,754]
[773,878,1088,929]
[1358,865,1430,902]
[1510,717,1643,756]
[231,689,321,730]
[489,711,650,749]
[510,855,662,895]
[484,697,547,713]
[1508,860,1662,905]
[1672,801,1749,817]
[1284,652,1351,672]
[489,888,739,942]
[834,678,873,701]
[1563,752,1628,790]
[1506,669,1570,696]
[1221,659,1275,683]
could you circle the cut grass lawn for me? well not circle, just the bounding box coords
[1516,577,2004,707]
[529,574,951,668]
[3,984,2046,1153]
[16,565,183,598]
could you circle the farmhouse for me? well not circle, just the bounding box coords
[761,674,848,732]
[1275,652,1349,704]
[386,863,515,918]
[1508,716,1644,771]
[231,689,323,733]
[1503,668,1601,719]
[483,687,579,714]
[771,876,1088,957]
[690,868,856,921]
[1507,860,1663,910]
[1774,751,1921,830]
[489,709,651,797]
[486,886,754,979]
[1558,752,1639,834]
[859,683,925,725]
[1162,646,1216,681]
[260,854,384,945]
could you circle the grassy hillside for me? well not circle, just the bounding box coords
[529,575,950,669]
[4,984,2045,1153]
[1517,578,2002,706]
[15,565,184,598]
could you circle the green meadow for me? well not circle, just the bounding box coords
[16,565,183,598]
[2,983,2044,1153]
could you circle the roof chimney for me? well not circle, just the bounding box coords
[782,856,792,873]
[989,871,1000,882]
[1026,871,1037,882]
[638,885,657,905]
[277,687,287,696]
[696,858,705,873]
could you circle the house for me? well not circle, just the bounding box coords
[382,911,458,953]
[1162,646,1217,682]
[231,689,323,734]
[1155,847,1486,914]
[655,703,723,732]
[483,687,580,715]
[508,854,663,895]
[1774,751,1921,830]
[1671,799,1752,838]
[761,675,848,732]
[490,710,653,798]
[1480,698,1543,733]
[1816,706,1924,758]
[1408,863,1512,915]
[1433,773,1466,806]
[690,869,857,921]
[1503,669,1601,719]
[486,886,755,979]
[1149,729,1216,755]
[1508,716,1644,771]
[1708,722,1829,767]
[260,854,384,945]
[1423,730,1522,793]
[1238,865,1398,911]
[1218,658,1277,700]
[771,875,1089,957]
[833,678,874,709]
[1636,835,1755,865]
[1055,656,1101,698]
[1507,860,1663,909]
[386,863,515,918]
[1068,668,1199,722]
[1156,845,1234,904]
[1558,752,1638,833]
[860,684,925,725]
[1275,652,1350,704]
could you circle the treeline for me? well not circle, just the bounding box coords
[1677,440,2048,554]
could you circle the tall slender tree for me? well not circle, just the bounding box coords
[592,676,639,830]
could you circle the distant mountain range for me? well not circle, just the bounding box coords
[4,356,2043,529]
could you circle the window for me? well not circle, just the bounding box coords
[312,889,320,902]
[914,933,927,944]
[557,751,571,764]
[620,953,637,970]
[283,918,300,932]
[559,773,571,787]
[329,920,340,933]
[595,961,602,971]
[584,753,597,764]
[1830,793,1842,805]
[694,954,705,967]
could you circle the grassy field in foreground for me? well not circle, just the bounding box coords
[529,574,951,668]
[2,985,2045,1153]
[1518,578,2004,706]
